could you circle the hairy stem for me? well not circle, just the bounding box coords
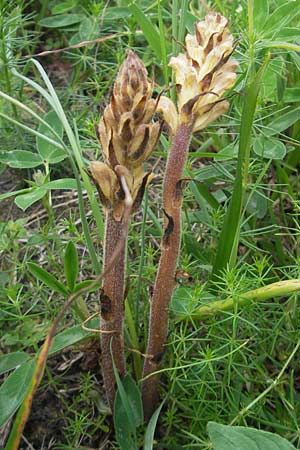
[101,210,129,408]
[142,120,194,419]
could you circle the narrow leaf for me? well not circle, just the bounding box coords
[49,317,99,355]
[27,262,68,296]
[128,4,162,60]
[37,111,65,161]
[64,241,78,291]
[265,106,300,136]
[211,55,270,282]
[0,352,31,376]
[39,14,85,28]
[144,400,165,450]
[0,360,35,428]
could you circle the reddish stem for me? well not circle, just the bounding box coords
[101,210,129,408]
[142,120,194,419]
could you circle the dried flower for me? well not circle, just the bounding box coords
[90,51,161,220]
[158,12,238,134]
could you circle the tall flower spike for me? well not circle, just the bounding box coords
[158,12,238,134]
[90,51,161,220]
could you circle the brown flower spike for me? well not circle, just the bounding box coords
[91,50,161,220]
[90,51,161,409]
[158,12,238,134]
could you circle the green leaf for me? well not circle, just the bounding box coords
[73,279,101,293]
[253,0,269,31]
[52,0,78,14]
[43,178,78,190]
[105,7,131,20]
[37,111,65,162]
[114,373,138,450]
[38,13,85,28]
[0,151,42,168]
[15,188,47,210]
[0,360,35,427]
[128,4,162,60]
[0,352,31,376]
[253,137,286,160]
[207,422,296,450]
[263,1,300,36]
[27,262,68,296]
[143,400,164,450]
[246,190,268,219]
[14,178,78,211]
[275,27,300,41]
[283,87,300,103]
[265,106,300,136]
[49,318,99,354]
[211,55,270,282]
[64,241,78,291]
[185,11,200,34]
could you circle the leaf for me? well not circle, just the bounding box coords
[246,190,268,219]
[0,360,35,427]
[207,422,296,450]
[14,178,78,211]
[211,55,270,282]
[185,11,200,34]
[37,111,65,162]
[104,7,131,20]
[253,137,286,160]
[49,317,99,354]
[263,1,300,36]
[283,87,300,103]
[64,241,78,291]
[52,0,78,14]
[38,13,85,28]
[73,279,101,293]
[275,27,300,41]
[0,352,31,376]
[0,150,42,168]
[43,178,78,190]
[27,262,68,296]
[143,400,165,450]
[15,188,47,210]
[114,373,139,450]
[253,0,269,31]
[265,106,300,136]
[128,4,162,60]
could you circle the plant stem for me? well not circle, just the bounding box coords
[101,210,129,409]
[142,120,194,420]
[176,279,300,322]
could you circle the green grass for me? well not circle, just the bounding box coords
[1,0,300,448]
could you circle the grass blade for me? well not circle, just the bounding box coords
[211,54,270,284]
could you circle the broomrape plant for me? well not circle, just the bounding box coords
[4,6,300,449]
[89,12,237,417]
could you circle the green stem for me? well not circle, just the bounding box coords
[176,279,300,322]
[125,299,142,380]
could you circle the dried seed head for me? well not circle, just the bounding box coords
[158,12,238,133]
[91,51,161,220]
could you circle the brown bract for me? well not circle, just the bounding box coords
[90,51,161,220]
[157,12,238,134]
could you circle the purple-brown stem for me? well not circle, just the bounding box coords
[142,119,194,419]
[101,209,129,408]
